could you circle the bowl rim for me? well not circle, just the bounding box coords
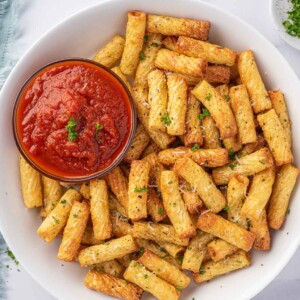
[1,0,300,299]
[12,57,137,183]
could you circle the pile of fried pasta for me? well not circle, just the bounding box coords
[20,11,299,300]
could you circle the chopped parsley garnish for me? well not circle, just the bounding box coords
[229,162,238,170]
[161,112,171,126]
[198,108,211,120]
[66,117,78,142]
[236,260,242,264]
[144,34,149,42]
[287,208,291,215]
[191,144,200,152]
[134,186,148,193]
[223,205,229,212]
[199,266,206,275]
[224,95,230,101]
[228,148,235,161]
[204,160,209,165]
[60,199,66,205]
[144,274,148,279]
[158,207,164,215]
[52,216,60,224]
[139,51,146,61]
[176,286,183,291]
[282,0,300,38]
[73,214,78,218]
[138,247,145,257]
[96,122,103,132]
[178,254,184,265]
[5,249,19,266]
[205,93,213,101]
[260,159,266,165]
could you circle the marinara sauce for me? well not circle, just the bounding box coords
[15,60,133,178]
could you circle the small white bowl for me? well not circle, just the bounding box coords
[270,0,300,50]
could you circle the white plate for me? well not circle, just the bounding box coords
[0,0,299,299]
[270,0,300,50]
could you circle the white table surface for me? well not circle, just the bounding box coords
[4,0,300,299]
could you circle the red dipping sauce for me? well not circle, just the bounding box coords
[14,59,135,180]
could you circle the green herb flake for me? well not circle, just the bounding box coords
[205,93,213,101]
[260,159,266,165]
[191,143,200,152]
[134,186,148,193]
[199,266,206,275]
[287,208,291,215]
[52,216,60,224]
[73,214,78,218]
[223,205,229,212]
[139,51,146,61]
[66,117,78,142]
[204,160,209,165]
[161,112,171,126]
[236,260,242,264]
[178,255,184,265]
[228,148,235,161]
[5,249,19,266]
[157,207,164,215]
[229,162,238,170]
[144,274,148,279]
[168,181,173,184]
[95,122,103,132]
[144,34,149,42]
[151,42,160,47]
[138,247,145,257]
[60,199,66,205]
[224,95,230,101]
[176,286,183,291]
[198,108,211,120]
[282,0,300,38]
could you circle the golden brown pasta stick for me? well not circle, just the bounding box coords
[147,187,166,223]
[135,239,181,269]
[105,166,129,212]
[212,147,274,185]
[183,91,203,147]
[193,250,250,283]
[158,147,189,165]
[147,14,210,40]
[90,179,112,240]
[85,270,143,300]
[148,70,168,132]
[166,74,188,135]
[81,223,103,245]
[142,152,165,192]
[223,138,242,152]
[240,167,275,221]
[124,261,180,300]
[197,212,255,251]
[123,123,150,162]
[202,116,221,149]
[78,235,138,266]
[157,242,185,259]
[79,182,90,200]
[93,259,123,277]
[111,211,133,238]
[138,250,190,289]
[229,85,257,144]
[268,164,300,229]
[205,65,231,84]
[108,192,128,217]
[111,66,133,95]
[141,141,161,158]
[227,175,249,228]
[174,157,226,213]
[182,231,214,273]
[128,160,150,221]
[37,189,82,243]
[192,80,237,139]
[19,155,43,208]
[175,36,236,66]
[134,33,162,87]
[57,201,90,262]
[238,133,266,157]
[207,239,238,262]
[268,90,291,148]
[133,222,189,246]
[160,170,195,238]
[249,210,270,250]
[257,109,293,166]
[40,176,62,217]
[93,35,125,68]
[179,177,203,215]
[120,11,146,76]
[155,49,207,78]
[238,50,272,113]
